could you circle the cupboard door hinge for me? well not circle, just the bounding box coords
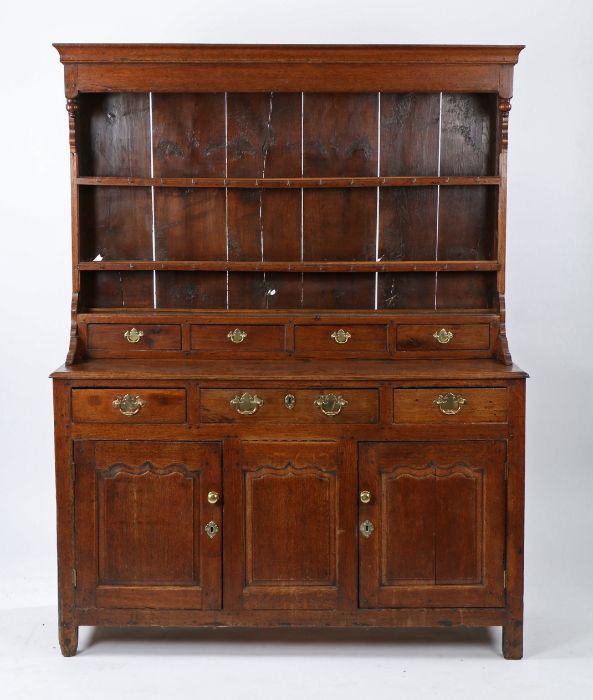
[504,461,508,481]
[71,461,76,483]
[503,570,507,589]
[72,568,77,588]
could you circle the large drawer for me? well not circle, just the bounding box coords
[72,389,187,423]
[396,324,491,352]
[191,324,285,352]
[87,324,182,352]
[393,388,508,424]
[294,325,388,354]
[200,388,379,424]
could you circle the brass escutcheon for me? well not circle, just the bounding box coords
[314,393,348,416]
[360,520,374,538]
[227,328,247,344]
[124,328,144,343]
[284,394,296,410]
[205,521,219,539]
[434,392,467,415]
[433,328,454,344]
[112,394,146,416]
[230,392,264,415]
[331,329,351,344]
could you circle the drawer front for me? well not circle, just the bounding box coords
[87,324,182,351]
[294,325,388,354]
[200,388,379,424]
[191,325,286,352]
[396,324,490,352]
[394,388,508,424]
[72,389,187,423]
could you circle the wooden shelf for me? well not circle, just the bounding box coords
[78,260,500,273]
[77,176,500,189]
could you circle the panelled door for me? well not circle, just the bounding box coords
[225,440,355,611]
[74,441,222,610]
[359,441,506,608]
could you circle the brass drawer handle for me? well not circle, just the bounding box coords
[112,394,146,416]
[433,328,454,344]
[359,490,372,504]
[124,328,144,343]
[434,392,467,415]
[207,491,220,505]
[331,329,351,344]
[227,328,247,344]
[314,393,348,416]
[230,392,263,415]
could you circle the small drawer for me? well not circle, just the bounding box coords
[200,388,379,424]
[72,389,187,423]
[294,325,388,354]
[396,324,490,352]
[191,325,286,352]
[87,324,182,351]
[394,388,508,424]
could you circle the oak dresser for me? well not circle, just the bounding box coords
[51,44,526,658]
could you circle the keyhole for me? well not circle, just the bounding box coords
[205,521,219,539]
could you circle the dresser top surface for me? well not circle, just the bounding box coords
[50,359,527,381]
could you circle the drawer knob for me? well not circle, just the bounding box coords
[314,393,348,416]
[359,490,372,504]
[433,328,454,344]
[207,491,220,505]
[227,328,247,344]
[331,329,351,344]
[124,328,144,343]
[434,392,467,415]
[230,392,263,415]
[112,394,146,416]
[360,520,374,538]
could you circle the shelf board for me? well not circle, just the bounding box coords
[78,260,500,273]
[77,176,500,189]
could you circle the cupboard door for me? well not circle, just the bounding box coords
[74,441,221,610]
[225,441,355,611]
[359,441,505,608]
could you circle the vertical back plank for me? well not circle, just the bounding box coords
[438,187,496,260]
[379,187,438,260]
[79,187,153,261]
[81,271,154,309]
[156,271,227,309]
[436,272,497,309]
[380,93,440,175]
[77,94,150,177]
[377,272,436,309]
[226,93,302,308]
[154,188,226,260]
[152,93,226,177]
[440,94,495,176]
[303,94,377,307]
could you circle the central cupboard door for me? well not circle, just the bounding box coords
[224,441,356,610]
[359,441,506,608]
[74,441,222,610]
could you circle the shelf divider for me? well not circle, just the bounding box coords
[78,260,500,273]
[77,175,500,189]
